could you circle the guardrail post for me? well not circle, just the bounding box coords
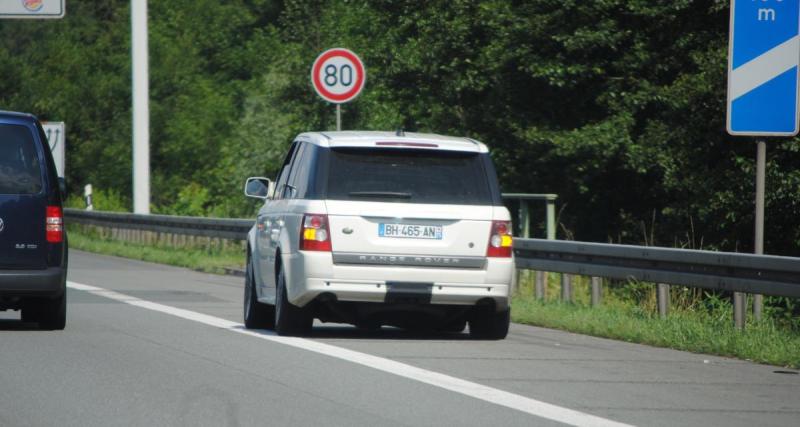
[591,277,601,306]
[657,283,669,319]
[734,292,746,330]
[535,271,546,299]
[514,200,531,295]
[561,274,572,302]
[545,198,556,303]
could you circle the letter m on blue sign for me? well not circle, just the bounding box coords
[727,0,800,136]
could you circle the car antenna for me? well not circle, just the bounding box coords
[395,127,405,137]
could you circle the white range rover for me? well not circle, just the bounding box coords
[243,131,514,339]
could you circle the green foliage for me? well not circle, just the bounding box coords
[64,188,128,212]
[1,0,798,256]
[155,183,212,217]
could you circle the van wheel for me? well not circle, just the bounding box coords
[23,294,67,330]
[275,269,312,336]
[244,257,274,329]
[469,308,509,340]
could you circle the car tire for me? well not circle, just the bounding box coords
[243,257,274,329]
[469,308,509,340]
[275,268,312,336]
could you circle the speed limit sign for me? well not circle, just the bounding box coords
[311,48,366,104]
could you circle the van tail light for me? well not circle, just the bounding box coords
[46,206,64,243]
[486,220,512,257]
[300,214,332,252]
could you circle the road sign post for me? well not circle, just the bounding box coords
[727,0,800,328]
[132,0,150,214]
[311,48,366,131]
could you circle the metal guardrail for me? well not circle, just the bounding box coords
[65,208,251,241]
[514,238,800,299]
[65,208,799,299]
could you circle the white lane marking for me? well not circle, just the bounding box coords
[68,281,633,427]
[730,36,799,100]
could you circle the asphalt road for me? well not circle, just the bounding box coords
[1,250,798,427]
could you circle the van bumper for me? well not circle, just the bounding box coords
[0,267,66,297]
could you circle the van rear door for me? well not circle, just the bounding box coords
[0,123,47,270]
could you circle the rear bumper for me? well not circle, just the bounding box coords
[285,251,514,311]
[0,267,66,297]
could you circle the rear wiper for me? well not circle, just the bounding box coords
[348,191,412,199]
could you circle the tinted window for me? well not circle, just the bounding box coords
[0,124,43,195]
[326,148,493,205]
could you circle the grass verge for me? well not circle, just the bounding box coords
[512,295,800,368]
[67,225,245,275]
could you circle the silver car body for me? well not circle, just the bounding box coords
[247,131,514,315]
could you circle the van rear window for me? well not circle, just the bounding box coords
[0,124,43,195]
[326,148,493,205]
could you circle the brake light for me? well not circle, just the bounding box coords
[46,206,64,243]
[300,214,331,251]
[486,220,512,257]
[375,141,439,148]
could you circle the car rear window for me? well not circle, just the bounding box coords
[326,148,493,205]
[0,124,43,195]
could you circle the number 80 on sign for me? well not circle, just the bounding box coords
[311,48,366,104]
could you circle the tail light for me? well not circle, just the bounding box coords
[300,214,332,251]
[46,206,64,243]
[486,220,512,257]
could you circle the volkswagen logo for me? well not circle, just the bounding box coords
[0,217,4,234]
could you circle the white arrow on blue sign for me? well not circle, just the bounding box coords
[727,0,800,136]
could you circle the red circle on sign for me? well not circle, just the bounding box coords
[311,48,366,103]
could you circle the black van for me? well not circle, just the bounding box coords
[0,111,67,330]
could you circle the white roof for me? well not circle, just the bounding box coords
[295,131,488,153]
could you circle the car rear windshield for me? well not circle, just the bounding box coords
[0,124,43,195]
[326,148,493,205]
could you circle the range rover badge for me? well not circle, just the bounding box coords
[342,227,353,235]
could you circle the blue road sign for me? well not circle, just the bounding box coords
[727,0,800,136]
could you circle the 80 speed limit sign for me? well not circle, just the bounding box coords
[311,48,366,104]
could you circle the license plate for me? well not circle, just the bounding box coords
[379,223,442,240]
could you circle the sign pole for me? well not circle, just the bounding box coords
[727,0,800,328]
[132,0,150,214]
[336,104,342,131]
[753,139,766,320]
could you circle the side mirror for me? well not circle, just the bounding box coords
[244,177,271,200]
[58,177,66,199]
